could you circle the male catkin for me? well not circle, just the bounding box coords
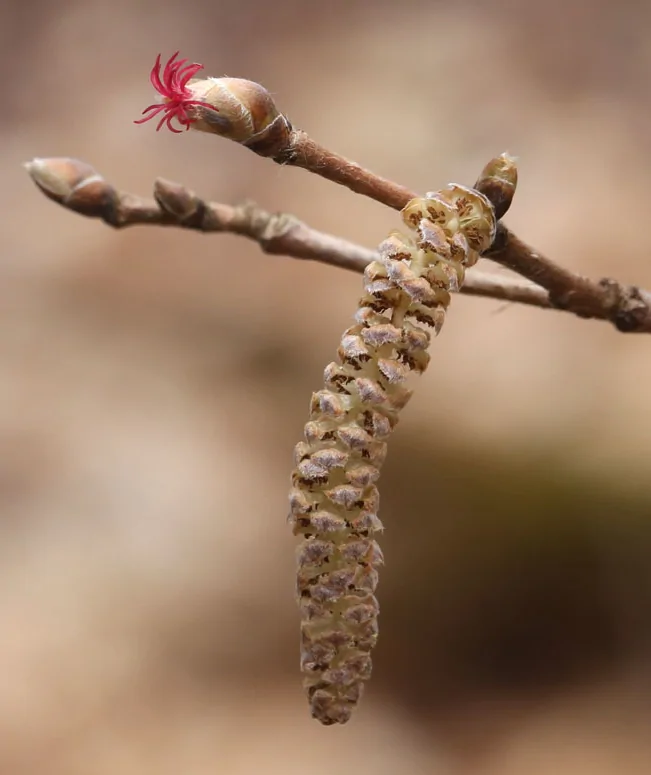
[288,182,497,725]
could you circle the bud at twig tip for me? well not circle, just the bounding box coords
[24,157,114,216]
[25,157,79,200]
[135,52,291,156]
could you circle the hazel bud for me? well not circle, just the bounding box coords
[187,77,292,156]
[134,52,291,156]
[24,157,116,217]
[474,152,518,219]
[154,178,202,221]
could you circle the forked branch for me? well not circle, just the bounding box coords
[130,54,650,334]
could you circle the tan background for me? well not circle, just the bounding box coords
[3,0,651,772]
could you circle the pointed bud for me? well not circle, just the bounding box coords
[154,178,202,221]
[24,157,116,217]
[474,152,518,219]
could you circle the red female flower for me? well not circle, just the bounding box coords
[134,52,216,134]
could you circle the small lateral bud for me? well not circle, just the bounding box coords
[24,157,115,217]
[474,152,518,220]
[154,178,202,221]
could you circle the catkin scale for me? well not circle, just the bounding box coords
[288,183,497,725]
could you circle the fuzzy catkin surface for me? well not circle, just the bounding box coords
[288,185,496,725]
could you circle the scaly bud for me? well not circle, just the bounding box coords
[154,178,202,221]
[24,157,116,218]
[135,52,291,155]
[474,152,518,220]
[186,77,292,155]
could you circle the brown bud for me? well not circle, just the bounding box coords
[24,157,116,217]
[187,77,292,156]
[474,152,518,219]
[154,178,202,221]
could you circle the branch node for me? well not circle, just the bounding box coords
[599,278,650,333]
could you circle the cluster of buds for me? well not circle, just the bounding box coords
[288,184,497,725]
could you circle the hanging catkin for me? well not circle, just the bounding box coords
[288,175,500,725]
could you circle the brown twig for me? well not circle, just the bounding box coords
[275,131,415,211]
[25,157,651,328]
[273,138,651,332]
[163,73,651,333]
[25,157,554,309]
[483,225,651,332]
[24,156,651,330]
[264,132,651,332]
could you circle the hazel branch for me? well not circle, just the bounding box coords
[145,62,650,333]
[482,225,651,332]
[27,157,651,328]
[25,156,553,308]
[267,132,651,331]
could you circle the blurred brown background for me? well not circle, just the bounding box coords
[3,0,651,772]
